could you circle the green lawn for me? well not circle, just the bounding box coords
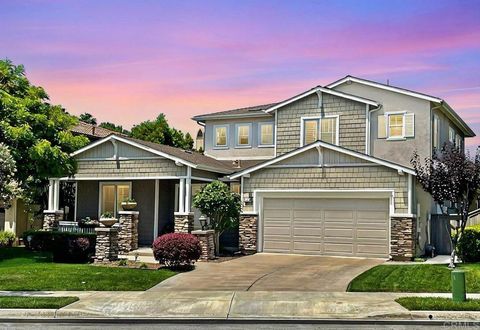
[0,247,176,291]
[396,297,480,311]
[0,296,79,309]
[348,264,480,293]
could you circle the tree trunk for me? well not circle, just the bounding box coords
[214,231,220,256]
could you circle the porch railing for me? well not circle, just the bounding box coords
[58,221,96,234]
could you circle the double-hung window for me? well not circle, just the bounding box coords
[449,126,456,144]
[236,124,251,147]
[99,182,131,218]
[214,125,228,148]
[378,112,415,139]
[302,116,338,145]
[259,122,274,146]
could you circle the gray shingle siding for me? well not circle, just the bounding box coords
[243,166,408,213]
[276,93,367,156]
[75,159,186,178]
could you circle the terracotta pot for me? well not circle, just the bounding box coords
[121,201,137,210]
[100,218,117,227]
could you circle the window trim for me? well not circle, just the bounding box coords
[213,125,229,149]
[385,111,407,140]
[449,126,456,144]
[300,115,340,146]
[235,123,252,148]
[98,181,132,219]
[258,122,274,147]
[433,114,440,150]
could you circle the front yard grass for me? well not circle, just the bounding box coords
[396,297,480,311]
[0,247,176,291]
[348,264,480,293]
[0,296,79,309]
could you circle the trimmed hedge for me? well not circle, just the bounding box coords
[23,230,96,263]
[457,225,480,262]
[152,233,201,268]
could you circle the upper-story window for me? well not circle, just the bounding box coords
[259,122,274,146]
[236,123,251,147]
[302,116,338,145]
[214,125,228,148]
[378,112,414,140]
[449,126,456,144]
[455,134,462,149]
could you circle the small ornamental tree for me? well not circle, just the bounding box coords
[412,143,480,268]
[192,181,241,254]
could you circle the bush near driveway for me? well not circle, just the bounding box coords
[396,297,480,311]
[152,233,201,269]
[456,224,480,262]
[348,264,480,293]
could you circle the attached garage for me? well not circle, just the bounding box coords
[262,197,390,258]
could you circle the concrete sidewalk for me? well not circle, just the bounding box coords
[1,291,480,321]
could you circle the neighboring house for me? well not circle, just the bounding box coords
[195,129,204,151]
[46,76,475,260]
[71,121,124,141]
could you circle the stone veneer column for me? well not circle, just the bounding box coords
[192,230,215,260]
[174,212,194,233]
[390,216,416,261]
[42,210,64,231]
[239,213,258,254]
[118,211,139,254]
[94,227,119,263]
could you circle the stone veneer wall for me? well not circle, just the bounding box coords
[42,211,64,231]
[174,212,194,233]
[192,230,215,260]
[94,227,119,263]
[239,214,257,254]
[118,211,139,254]
[390,216,416,261]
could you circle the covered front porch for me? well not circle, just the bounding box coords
[43,134,233,248]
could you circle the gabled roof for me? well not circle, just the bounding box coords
[229,140,416,179]
[71,134,234,174]
[327,75,475,137]
[263,86,379,113]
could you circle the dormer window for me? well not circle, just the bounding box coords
[301,116,339,146]
[214,125,228,147]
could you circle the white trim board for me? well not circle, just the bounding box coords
[229,140,416,179]
[264,86,378,114]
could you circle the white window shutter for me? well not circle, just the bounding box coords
[378,115,386,139]
[405,113,415,137]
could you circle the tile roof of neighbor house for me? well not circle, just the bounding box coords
[71,121,122,139]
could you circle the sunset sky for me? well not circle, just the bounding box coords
[2,0,479,150]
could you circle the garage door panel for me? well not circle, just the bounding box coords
[262,197,389,258]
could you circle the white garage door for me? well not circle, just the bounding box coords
[262,197,389,258]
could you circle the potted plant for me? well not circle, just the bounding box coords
[99,212,117,227]
[121,198,137,211]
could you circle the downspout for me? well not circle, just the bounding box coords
[366,104,383,155]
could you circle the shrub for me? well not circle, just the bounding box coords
[457,225,480,262]
[152,233,201,268]
[0,231,16,247]
[23,230,96,263]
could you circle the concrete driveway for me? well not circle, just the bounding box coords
[150,253,384,292]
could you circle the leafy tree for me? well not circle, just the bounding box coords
[412,143,480,268]
[99,122,130,135]
[0,143,22,206]
[192,181,241,254]
[131,113,193,149]
[0,59,89,207]
[78,113,97,125]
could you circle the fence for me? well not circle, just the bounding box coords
[58,221,96,234]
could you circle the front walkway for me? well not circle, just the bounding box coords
[150,253,385,292]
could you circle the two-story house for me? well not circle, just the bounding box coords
[47,76,475,260]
